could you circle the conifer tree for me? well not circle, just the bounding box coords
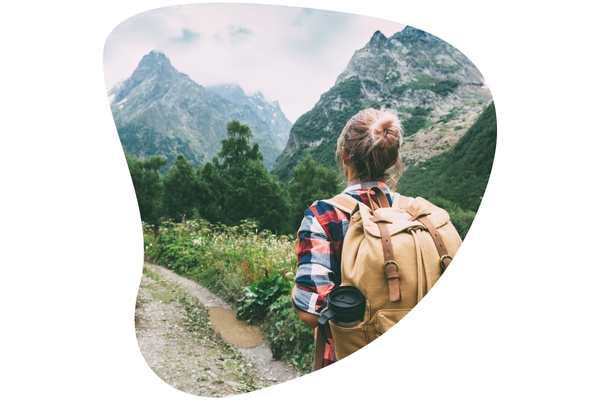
[162,155,200,221]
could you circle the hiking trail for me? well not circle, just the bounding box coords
[135,262,299,397]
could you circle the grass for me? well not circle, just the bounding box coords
[144,221,314,373]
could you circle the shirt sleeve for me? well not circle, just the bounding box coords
[291,203,336,315]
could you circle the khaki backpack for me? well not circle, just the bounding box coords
[317,187,462,364]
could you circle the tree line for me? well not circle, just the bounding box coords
[127,120,341,234]
[129,104,495,238]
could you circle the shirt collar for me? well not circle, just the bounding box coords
[342,180,390,194]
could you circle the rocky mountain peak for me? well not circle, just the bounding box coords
[109,52,291,169]
[111,50,182,103]
[274,26,491,178]
[207,83,246,100]
[391,25,430,43]
[368,30,388,48]
[133,50,178,79]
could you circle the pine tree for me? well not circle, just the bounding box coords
[162,155,200,221]
[288,156,341,229]
[127,155,165,225]
[215,120,290,232]
[196,160,226,222]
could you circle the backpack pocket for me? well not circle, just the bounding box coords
[329,308,411,360]
[373,308,411,335]
[329,319,373,360]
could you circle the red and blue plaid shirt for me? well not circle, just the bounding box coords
[292,180,394,366]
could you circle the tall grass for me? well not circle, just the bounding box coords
[144,219,314,372]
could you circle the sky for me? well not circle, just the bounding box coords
[103,4,404,122]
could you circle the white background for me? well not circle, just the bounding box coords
[1,1,599,399]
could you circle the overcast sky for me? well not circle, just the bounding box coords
[103,4,404,122]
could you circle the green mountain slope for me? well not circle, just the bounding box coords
[109,51,291,168]
[398,102,496,235]
[273,27,491,179]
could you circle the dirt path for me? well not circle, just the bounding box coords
[135,263,298,397]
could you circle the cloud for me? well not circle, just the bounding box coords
[103,4,405,122]
[227,25,252,44]
[170,28,201,44]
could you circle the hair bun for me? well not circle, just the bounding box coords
[336,107,404,184]
[371,113,402,148]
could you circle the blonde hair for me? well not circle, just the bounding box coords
[336,108,404,186]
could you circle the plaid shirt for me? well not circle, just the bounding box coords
[292,180,394,366]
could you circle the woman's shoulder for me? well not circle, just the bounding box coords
[302,198,338,219]
[298,198,347,234]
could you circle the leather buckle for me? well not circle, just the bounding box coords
[384,260,400,278]
[440,255,452,271]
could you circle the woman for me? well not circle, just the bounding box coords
[291,108,404,368]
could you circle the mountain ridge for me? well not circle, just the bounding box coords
[273,26,492,178]
[109,51,291,168]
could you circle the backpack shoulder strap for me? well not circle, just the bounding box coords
[392,193,452,270]
[417,215,452,271]
[322,193,360,214]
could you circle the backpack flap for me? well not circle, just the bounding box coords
[407,197,451,227]
[362,207,422,238]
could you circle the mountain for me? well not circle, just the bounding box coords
[273,26,492,178]
[206,84,290,163]
[108,51,291,168]
[398,103,497,236]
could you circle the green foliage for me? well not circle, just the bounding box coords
[411,106,432,116]
[273,77,364,179]
[125,120,292,234]
[439,107,460,124]
[236,274,291,323]
[119,123,203,166]
[288,156,342,229]
[432,80,459,96]
[264,296,314,373]
[196,161,226,222]
[399,103,496,237]
[402,107,432,136]
[274,75,461,175]
[162,155,200,221]
[145,219,296,303]
[402,115,428,136]
[218,120,262,167]
[144,219,314,371]
[127,155,166,225]
[211,121,290,232]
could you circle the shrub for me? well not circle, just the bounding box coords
[264,295,314,373]
[432,79,459,96]
[236,274,291,323]
[402,106,432,136]
[144,218,315,373]
[146,219,295,296]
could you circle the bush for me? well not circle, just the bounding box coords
[264,295,314,373]
[148,220,294,298]
[402,115,428,136]
[236,274,291,323]
[402,107,432,136]
[144,219,314,373]
[432,80,459,96]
